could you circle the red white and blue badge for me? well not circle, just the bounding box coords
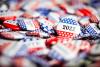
[38,18,55,34]
[26,38,49,55]
[0,32,25,39]
[75,8,92,17]
[56,15,81,38]
[85,23,100,36]
[3,20,20,31]
[17,18,40,31]
[50,42,79,61]
[50,39,90,61]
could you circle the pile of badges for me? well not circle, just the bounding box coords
[0,0,100,67]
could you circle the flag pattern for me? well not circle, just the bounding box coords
[40,22,55,34]
[39,18,55,34]
[85,24,98,35]
[57,30,74,38]
[60,18,78,25]
[17,19,40,31]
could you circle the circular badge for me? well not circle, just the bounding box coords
[56,15,81,38]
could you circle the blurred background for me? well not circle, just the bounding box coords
[0,0,100,67]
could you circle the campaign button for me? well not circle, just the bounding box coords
[3,20,20,31]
